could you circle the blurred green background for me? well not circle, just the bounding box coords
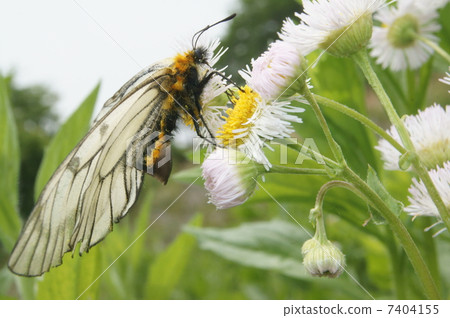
[1,0,449,300]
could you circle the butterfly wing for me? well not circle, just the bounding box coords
[8,61,173,276]
[93,58,173,124]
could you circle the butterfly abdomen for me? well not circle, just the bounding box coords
[143,50,205,184]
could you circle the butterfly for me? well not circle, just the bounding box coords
[8,14,235,276]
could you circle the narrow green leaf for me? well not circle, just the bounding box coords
[171,166,201,183]
[437,3,450,53]
[84,181,154,300]
[15,276,37,300]
[186,219,311,280]
[367,166,403,223]
[37,246,102,299]
[186,219,369,298]
[129,186,154,269]
[415,59,433,111]
[0,74,22,250]
[0,267,15,296]
[145,214,203,299]
[34,84,100,199]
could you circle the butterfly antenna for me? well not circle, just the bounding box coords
[192,13,236,49]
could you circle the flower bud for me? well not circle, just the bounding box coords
[302,239,346,278]
[239,40,308,100]
[201,148,262,209]
[320,13,374,57]
[301,237,320,256]
[280,1,384,57]
[376,104,450,171]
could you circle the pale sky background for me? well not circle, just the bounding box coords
[1,0,238,122]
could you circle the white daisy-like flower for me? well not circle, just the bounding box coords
[370,0,442,71]
[201,147,261,209]
[405,161,450,219]
[376,104,450,170]
[216,85,304,169]
[417,0,450,11]
[196,40,230,108]
[280,0,385,57]
[198,75,231,137]
[239,40,307,100]
[439,67,450,92]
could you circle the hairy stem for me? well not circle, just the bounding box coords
[343,166,440,299]
[302,87,346,164]
[270,165,328,176]
[353,49,450,232]
[313,94,406,154]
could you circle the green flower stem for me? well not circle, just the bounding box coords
[315,180,366,210]
[302,87,346,164]
[309,206,328,243]
[342,166,440,299]
[352,50,414,149]
[277,127,438,296]
[269,165,328,176]
[313,94,406,154]
[411,156,450,230]
[416,34,450,64]
[273,137,340,170]
[314,211,328,244]
[353,49,450,232]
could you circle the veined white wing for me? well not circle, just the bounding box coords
[8,60,173,276]
[93,58,173,124]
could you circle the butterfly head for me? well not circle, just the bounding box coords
[193,46,209,65]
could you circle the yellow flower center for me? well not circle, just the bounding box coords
[217,86,261,146]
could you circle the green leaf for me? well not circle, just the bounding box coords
[360,236,391,290]
[437,239,450,291]
[187,219,375,299]
[37,246,102,299]
[99,181,154,299]
[171,166,201,183]
[0,74,22,250]
[0,267,15,297]
[15,276,37,300]
[128,186,154,269]
[437,3,450,54]
[367,166,403,223]
[186,219,311,280]
[34,84,100,199]
[145,214,203,299]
